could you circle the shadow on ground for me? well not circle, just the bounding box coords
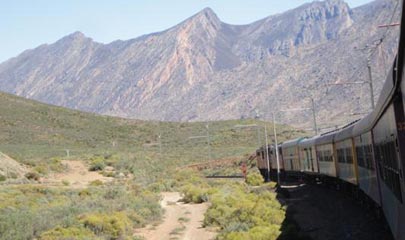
[275,178,393,240]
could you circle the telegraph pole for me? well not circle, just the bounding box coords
[273,113,280,185]
[264,124,270,182]
[367,60,375,110]
[311,97,318,135]
[206,123,211,161]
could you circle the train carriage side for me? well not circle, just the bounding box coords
[353,114,381,206]
[372,62,405,239]
[256,147,269,181]
[281,138,306,176]
[391,3,405,239]
[299,137,319,174]
[315,132,338,179]
[354,56,405,239]
[334,124,358,186]
[256,147,267,180]
[268,145,282,180]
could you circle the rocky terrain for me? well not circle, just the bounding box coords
[0,0,401,129]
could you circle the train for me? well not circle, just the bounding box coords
[256,2,405,240]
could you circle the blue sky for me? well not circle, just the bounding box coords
[0,0,372,63]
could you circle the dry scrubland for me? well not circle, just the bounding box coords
[0,92,306,239]
[0,168,289,240]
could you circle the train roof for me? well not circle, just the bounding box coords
[281,137,306,148]
[352,113,374,136]
[299,136,319,148]
[315,131,337,145]
[334,123,356,142]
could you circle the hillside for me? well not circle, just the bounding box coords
[0,91,304,182]
[0,0,395,128]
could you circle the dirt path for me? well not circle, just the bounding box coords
[42,160,113,188]
[135,192,217,240]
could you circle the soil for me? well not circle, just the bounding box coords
[42,160,113,188]
[277,181,394,240]
[135,192,217,240]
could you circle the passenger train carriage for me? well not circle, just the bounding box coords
[255,1,405,239]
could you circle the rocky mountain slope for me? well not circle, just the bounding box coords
[0,0,400,129]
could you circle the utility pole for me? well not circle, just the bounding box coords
[206,123,212,161]
[273,113,281,185]
[367,60,375,110]
[264,124,270,182]
[310,97,318,135]
[158,134,162,160]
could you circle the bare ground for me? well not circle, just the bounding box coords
[135,192,217,240]
[42,160,113,188]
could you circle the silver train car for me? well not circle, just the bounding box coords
[255,2,405,238]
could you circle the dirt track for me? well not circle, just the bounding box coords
[135,192,216,240]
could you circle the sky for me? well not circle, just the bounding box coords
[0,0,372,63]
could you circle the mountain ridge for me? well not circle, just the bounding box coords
[0,0,400,128]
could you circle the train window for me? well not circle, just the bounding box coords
[356,146,365,167]
[365,145,374,170]
[317,151,323,162]
[374,140,402,202]
[345,148,353,163]
[337,149,345,163]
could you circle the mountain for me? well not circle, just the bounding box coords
[0,0,400,128]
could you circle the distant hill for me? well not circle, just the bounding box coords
[0,91,304,181]
[0,0,399,128]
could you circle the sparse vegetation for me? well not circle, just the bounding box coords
[203,182,285,240]
[89,157,106,171]
[245,171,265,186]
[80,212,131,238]
[24,172,40,181]
[0,92,303,239]
[0,184,162,239]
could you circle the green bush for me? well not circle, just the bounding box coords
[0,174,6,182]
[89,180,103,186]
[62,180,70,186]
[25,172,40,181]
[223,225,281,240]
[246,172,264,186]
[181,185,208,203]
[39,226,96,240]
[204,183,285,240]
[89,157,105,171]
[80,212,131,239]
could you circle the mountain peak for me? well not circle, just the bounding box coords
[66,31,86,39]
[190,7,221,25]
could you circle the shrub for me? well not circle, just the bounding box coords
[89,157,105,171]
[246,172,264,186]
[223,225,281,240]
[204,184,285,240]
[80,212,131,239]
[62,180,70,186]
[34,165,49,175]
[78,189,91,197]
[0,174,6,182]
[39,226,96,240]
[25,172,40,181]
[89,180,103,186]
[181,185,208,203]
